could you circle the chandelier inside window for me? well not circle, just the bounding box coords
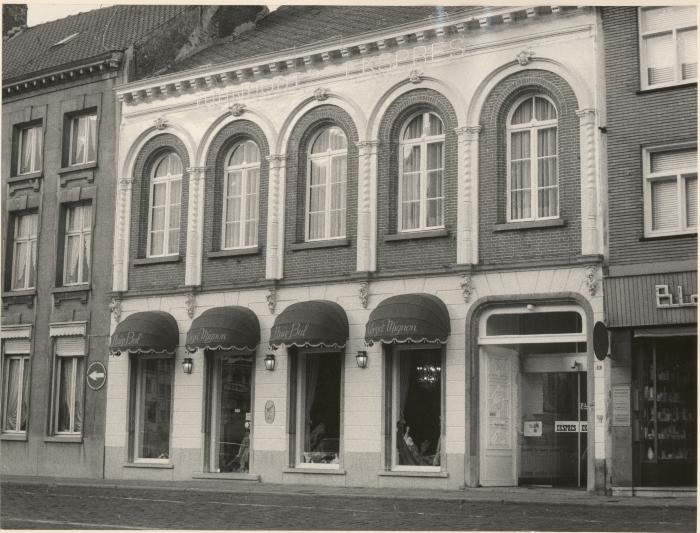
[415,364,441,387]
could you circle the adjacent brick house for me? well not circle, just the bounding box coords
[107,6,608,491]
[601,7,697,495]
[1,4,265,478]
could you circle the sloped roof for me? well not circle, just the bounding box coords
[2,5,188,83]
[167,5,480,75]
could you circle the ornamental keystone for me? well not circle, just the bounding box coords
[154,116,168,130]
[313,87,329,101]
[516,49,535,66]
[408,69,423,84]
[228,103,246,117]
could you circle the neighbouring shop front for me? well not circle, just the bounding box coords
[605,271,697,490]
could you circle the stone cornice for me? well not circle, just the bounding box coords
[116,6,587,106]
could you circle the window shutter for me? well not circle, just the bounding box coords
[686,176,698,228]
[645,33,675,85]
[651,179,679,231]
[651,148,697,173]
[55,336,85,356]
[4,339,30,354]
[642,6,696,32]
[679,28,698,80]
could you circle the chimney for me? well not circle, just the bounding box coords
[3,4,28,41]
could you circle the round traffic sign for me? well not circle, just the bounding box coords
[86,361,107,391]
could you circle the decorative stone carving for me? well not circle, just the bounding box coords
[585,265,599,296]
[185,291,197,319]
[516,49,535,66]
[154,117,168,130]
[460,273,474,303]
[313,87,329,101]
[109,298,122,323]
[408,69,423,84]
[228,103,246,117]
[267,286,277,315]
[359,281,369,309]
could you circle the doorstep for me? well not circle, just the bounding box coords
[612,486,697,498]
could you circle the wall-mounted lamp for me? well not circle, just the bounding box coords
[356,350,368,368]
[264,353,276,371]
[526,304,535,311]
[182,357,193,374]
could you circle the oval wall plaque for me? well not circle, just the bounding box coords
[264,400,275,424]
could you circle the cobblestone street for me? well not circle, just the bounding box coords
[1,481,695,531]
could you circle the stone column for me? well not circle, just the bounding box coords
[113,177,134,292]
[265,154,287,280]
[184,166,208,287]
[356,140,379,272]
[455,125,482,265]
[576,108,601,257]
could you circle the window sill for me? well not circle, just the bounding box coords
[8,171,42,183]
[379,470,448,478]
[133,255,182,266]
[51,284,90,294]
[384,229,449,242]
[283,467,346,475]
[1,433,28,441]
[290,238,349,251]
[57,162,97,175]
[493,218,566,232]
[191,472,260,481]
[2,288,36,298]
[44,435,82,443]
[640,232,697,242]
[124,462,174,469]
[207,247,261,259]
[636,81,697,95]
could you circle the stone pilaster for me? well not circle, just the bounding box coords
[356,140,380,272]
[185,166,208,287]
[113,177,134,292]
[576,108,601,256]
[455,125,481,265]
[265,154,287,280]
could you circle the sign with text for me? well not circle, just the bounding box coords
[612,385,631,427]
[523,420,543,437]
[555,421,587,433]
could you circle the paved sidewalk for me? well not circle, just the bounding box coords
[2,475,695,508]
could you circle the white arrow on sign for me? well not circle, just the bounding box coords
[89,370,105,381]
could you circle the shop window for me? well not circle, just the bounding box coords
[16,123,42,175]
[68,112,97,166]
[1,340,30,434]
[399,111,445,231]
[389,348,444,470]
[9,212,38,291]
[294,352,342,467]
[222,141,260,250]
[147,152,182,257]
[639,6,697,89]
[643,144,697,237]
[50,337,86,436]
[130,357,173,461]
[306,127,347,241]
[61,203,92,286]
[207,353,253,473]
[507,96,558,222]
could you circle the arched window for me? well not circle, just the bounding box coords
[306,126,347,241]
[399,111,445,231]
[507,96,558,221]
[223,140,260,249]
[147,152,182,257]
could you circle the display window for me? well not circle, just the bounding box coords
[130,357,173,461]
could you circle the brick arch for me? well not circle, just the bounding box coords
[128,133,190,291]
[375,88,459,273]
[477,69,581,265]
[204,120,270,253]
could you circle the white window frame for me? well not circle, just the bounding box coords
[389,344,444,472]
[132,356,174,463]
[11,212,38,291]
[305,127,348,242]
[506,95,559,223]
[638,6,698,90]
[68,112,97,166]
[398,111,446,232]
[62,204,92,286]
[17,124,42,175]
[643,142,698,237]
[478,304,587,345]
[147,153,182,258]
[1,347,30,435]
[221,141,260,250]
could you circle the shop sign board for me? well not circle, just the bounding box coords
[612,385,631,427]
[554,421,587,433]
[523,420,542,437]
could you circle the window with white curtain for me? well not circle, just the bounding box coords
[507,96,558,222]
[11,212,38,291]
[639,6,697,89]
[148,153,182,257]
[1,340,30,434]
[63,204,92,286]
[223,141,260,249]
[68,113,97,166]
[52,337,86,435]
[132,357,173,461]
[399,111,445,231]
[644,144,697,237]
[17,124,42,175]
[306,127,347,241]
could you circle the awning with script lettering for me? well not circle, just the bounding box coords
[185,306,259,353]
[109,311,179,356]
[365,293,450,345]
[269,300,348,349]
